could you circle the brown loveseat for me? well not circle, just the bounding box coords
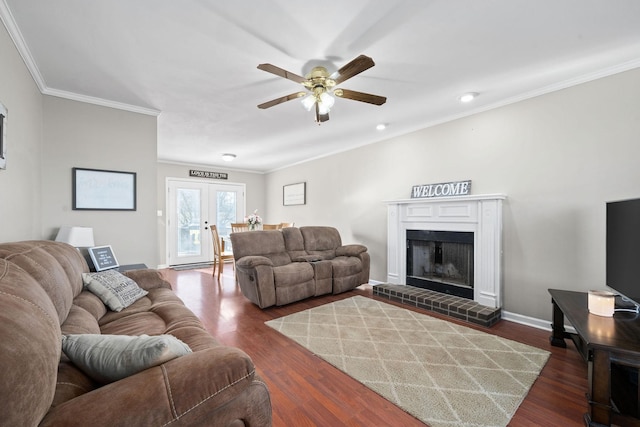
[0,240,271,426]
[230,226,369,308]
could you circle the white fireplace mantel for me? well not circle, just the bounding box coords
[385,194,505,308]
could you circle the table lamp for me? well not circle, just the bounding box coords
[588,290,616,317]
[55,226,95,248]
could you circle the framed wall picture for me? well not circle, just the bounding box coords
[88,245,119,271]
[283,182,306,206]
[73,167,137,210]
[0,101,7,170]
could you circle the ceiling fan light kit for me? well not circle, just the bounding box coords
[221,153,236,162]
[257,55,386,124]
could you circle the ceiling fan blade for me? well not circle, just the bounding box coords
[332,55,375,85]
[315,103,329,123]
[257,63,307,84]
[335,88,386,105]
[258,92,306,109]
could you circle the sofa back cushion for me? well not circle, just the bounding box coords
[230,230,291,266]
[281,227,307,260]
[300,226,342,259]
[0,258,62,426]
[0,240,88,323]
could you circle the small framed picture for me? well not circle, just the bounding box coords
[88,245,120,271]
[283,182,306,206]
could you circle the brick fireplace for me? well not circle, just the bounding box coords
[384,194,505,309]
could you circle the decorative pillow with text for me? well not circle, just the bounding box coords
[82,270,148,312]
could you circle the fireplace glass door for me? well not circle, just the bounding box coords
[407,230,474,299]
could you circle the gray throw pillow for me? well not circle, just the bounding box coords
[62,334,192,383]
[82,270,148,312]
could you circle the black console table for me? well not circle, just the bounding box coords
[549,289,640,426]
[117,263,147,272]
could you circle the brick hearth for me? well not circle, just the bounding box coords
[373,284,501,327]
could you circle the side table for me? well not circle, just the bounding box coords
[548,289,640,426]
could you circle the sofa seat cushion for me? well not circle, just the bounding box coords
[52,362,99,407]
[272,262,314,287]
[330,256,363,277]
[99,288,203,336]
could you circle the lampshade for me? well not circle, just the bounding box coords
[588,290,616,317]
[301,94,316,111]
[55,226,95,248]
[319,92,335,109]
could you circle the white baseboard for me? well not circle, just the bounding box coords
[501,310,577,334]
[501,311,552,331]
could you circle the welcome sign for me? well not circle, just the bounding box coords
[411,180,471,199]
[189,170,228,180]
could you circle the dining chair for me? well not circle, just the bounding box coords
[210,224,235,281]
[262,224,281,230]
[279,222,295,228]
[231,223,249,232]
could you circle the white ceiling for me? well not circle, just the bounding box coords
[2,1,640,173]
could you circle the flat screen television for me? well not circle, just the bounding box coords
[606,197,640,310]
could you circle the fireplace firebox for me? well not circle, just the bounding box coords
[406,230,474,299]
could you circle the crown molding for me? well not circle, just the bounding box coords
[43,87,160,116]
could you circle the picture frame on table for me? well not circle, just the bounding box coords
[88,245,120,271]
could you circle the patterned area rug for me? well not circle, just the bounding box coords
[266,296,550,427]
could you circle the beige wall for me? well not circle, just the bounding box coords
[0,22,43,241]
[5,12,640,321]
[156,162,265,266]
[41,96,159,268]
[265,68,640,322]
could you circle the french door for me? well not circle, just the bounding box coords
[167,179,245,266]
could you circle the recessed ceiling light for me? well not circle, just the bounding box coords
[459,92,478,103]
[376,123,387,131]
[221,153,236,162]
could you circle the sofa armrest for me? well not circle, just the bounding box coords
[336,244,367,257]
[236,256,273,269]
[40,347,269,427]
[123,269,171,291]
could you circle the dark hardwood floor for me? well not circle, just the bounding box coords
[162,266,588,426]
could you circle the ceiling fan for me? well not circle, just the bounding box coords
[257,55,387,124]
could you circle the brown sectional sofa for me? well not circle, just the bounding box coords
[230,226,370,308]
[0,240,271,426]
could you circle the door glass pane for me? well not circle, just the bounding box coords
[177,188,202,257]
[216,191,237,250]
